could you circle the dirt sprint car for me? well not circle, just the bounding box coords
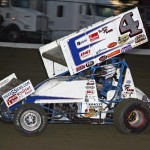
[0,7,150,136]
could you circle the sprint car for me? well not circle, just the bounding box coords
[0,7,150,136]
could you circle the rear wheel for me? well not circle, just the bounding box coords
[14,103,48,136]
[113,99,150,134]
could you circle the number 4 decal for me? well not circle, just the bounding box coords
[119,12,142,37]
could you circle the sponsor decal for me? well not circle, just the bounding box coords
[76,65,85,72]
[86,90,95,95]
[2,80,34,107]
[7,94,19,106]
[0,74,17,88]
[126,80,131,84]
[0,79,9,87]
[86,80,94,85]
[86,83,94,86]
[86,61,94,67]
[123,85,134,97]
[89,103,102,106]
[128,39,134,44]
[99,55,107,62]
[89,32,99,42]
[75,38,89,49]
[79,49,91,60]
[96,48,107,55]
[107,42,117,48]
[107,49,121,58]
[121,44,132,52]
[98,26,113,34]
[76,39,87,46]
[118,34,129,45]
[135,34,146,43]
[3,81,31,99]
[85,86,95,89]
[124,85,134,92]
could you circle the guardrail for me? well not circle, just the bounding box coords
[0,42,150,55]
[126,48,150,55]
[0,42,43,49]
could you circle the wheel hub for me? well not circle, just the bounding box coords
[25,113,36,126]
[127,109,145,128]
[20,110,41,131]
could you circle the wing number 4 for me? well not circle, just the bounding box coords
[119,12,142,37]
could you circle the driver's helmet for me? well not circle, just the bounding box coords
[101,64,116,79]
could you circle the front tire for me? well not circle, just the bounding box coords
[14,103,48,136]
[113,99,150,134]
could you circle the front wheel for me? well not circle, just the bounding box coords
[113,99,150,134]
[14,103,48,136]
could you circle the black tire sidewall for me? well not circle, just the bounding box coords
[14,103,47,136]
[114,99,150,134]
[123,103,149,133]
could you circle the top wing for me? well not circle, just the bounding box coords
[40,7,148,76]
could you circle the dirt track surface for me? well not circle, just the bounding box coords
[0,47,150,150]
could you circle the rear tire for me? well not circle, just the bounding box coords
[113,99,150,134]
[14,103,48,136]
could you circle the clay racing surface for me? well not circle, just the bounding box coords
[0,47,150,150]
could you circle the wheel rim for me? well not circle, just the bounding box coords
[20,110,41,131]
[127,109,146,128]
